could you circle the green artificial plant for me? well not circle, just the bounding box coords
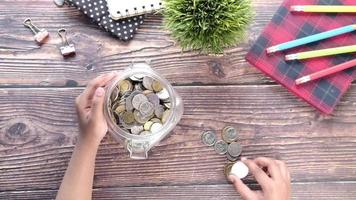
[163,0,253,54]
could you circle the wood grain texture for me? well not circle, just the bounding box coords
[1,182,356,200]
[1,86,356,192]
[0,0,281,87]
[1,0,356,199]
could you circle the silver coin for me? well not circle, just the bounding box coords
[132,94,148,110]
[154,105,165,118]
[118,116,135,129]
[222,126,238,143]
[230,161,249,179]
[134,83,145,91]
[121,91,132,100]
[140,131,152,135]
[226,152,239,162]
[201,130,217,146]
[139,101,154,116]
[142,76,154,90]
[157,88,170,100]
[130,74,145,82]
[214,140,228,154]
[227,142,242,157]
[146,93,160,108]
[133,110,152,124]
[150,122,163,133]
[130,125,144,135]
[125,91,141,112]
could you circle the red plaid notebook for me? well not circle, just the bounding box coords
[246,0,356,114]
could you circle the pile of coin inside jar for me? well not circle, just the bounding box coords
[109,74,171,135]
[201,126,247,179]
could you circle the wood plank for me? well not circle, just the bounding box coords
[1,182,356,200]
[0,0,282,86]
[1,86,356,191]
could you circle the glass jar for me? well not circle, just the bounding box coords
[104,63,184,159]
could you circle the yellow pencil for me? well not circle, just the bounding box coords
[291,5,356,13]
[285,45,356,61]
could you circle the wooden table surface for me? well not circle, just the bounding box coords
[1,0,356,199]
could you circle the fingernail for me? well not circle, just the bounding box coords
[228,175,235,183]
[95,87,105,97]
[241,157,247,161]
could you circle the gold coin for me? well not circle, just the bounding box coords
[161,109,171,124]
[122,111,135,124]
[111,101,119,110]
[164,102,171,109]
[143,76,154,90]
[152,80,163,92]
[224,162,235,179]
[150,118,161,123]
[118,80,133,94]
[144,121,154,131]
[115,104,126,114]
[222,126,238,143]
[143,90,154,95]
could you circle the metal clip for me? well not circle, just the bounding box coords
[53,0,65,7]
[23,18,49,44]
[58,28,76,56]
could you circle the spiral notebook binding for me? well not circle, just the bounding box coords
[107,0,163,20]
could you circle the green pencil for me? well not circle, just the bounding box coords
[285,45,356,61]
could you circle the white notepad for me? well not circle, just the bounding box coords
[106,0,163,20]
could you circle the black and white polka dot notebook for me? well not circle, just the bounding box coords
[67,0,144,41]
[106,0,162,20]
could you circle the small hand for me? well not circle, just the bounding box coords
[75,72,117,146]
[229,157,291,200]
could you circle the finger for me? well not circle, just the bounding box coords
[243,159,271,189]
[81,72,117,105]
[276,160,291,181]
[90,87,106,120]
[228,175,256,200]
[254,157,282,180]
[75,95,86,116]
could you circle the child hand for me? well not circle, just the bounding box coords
[75,72,117,146]
[229,157,291,200]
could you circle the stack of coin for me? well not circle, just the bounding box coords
[222,126,241,162]
[201,126,246,181]
[109,75,171,135]
[223,161,249,180]
[201,126,242,161]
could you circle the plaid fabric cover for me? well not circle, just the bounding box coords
[67,0,144,41]
[246,0,356,114]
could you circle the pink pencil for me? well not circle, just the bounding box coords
[296,59,356,85]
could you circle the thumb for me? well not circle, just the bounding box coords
[229,175,255,200]
[91,87,105,120]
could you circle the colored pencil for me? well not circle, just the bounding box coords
[291,5,356,13]
[295,59,356,85]
[285,44,356,61]
[266,24,356,54]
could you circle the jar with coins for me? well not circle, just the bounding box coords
[104,63,184,159]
